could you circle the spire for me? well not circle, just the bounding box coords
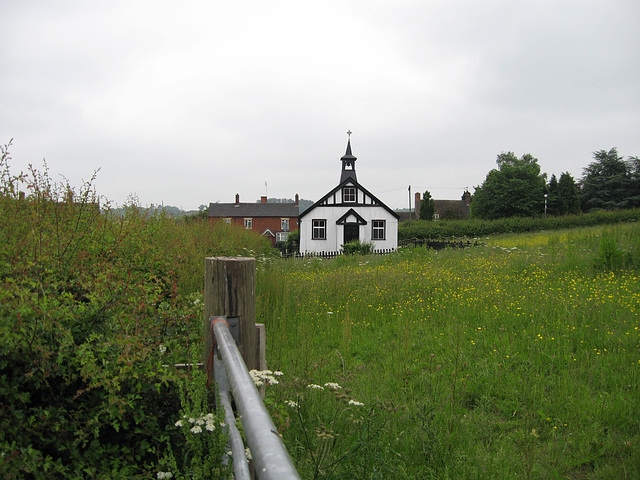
[340,131,357,183]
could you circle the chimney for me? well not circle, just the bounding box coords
[235,193,240,206]
[295,193,299,206]
[462,190,471,206]
[261,196,267,203]
[415,192,421,219]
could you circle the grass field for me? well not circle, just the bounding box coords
[255,223,640,479]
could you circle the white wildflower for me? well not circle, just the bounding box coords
[273,370,284,376]
[285,400,299,408]
[348,399,364,406]
[174,420,183,428]
[324,382,342,390]
[159,344,167,354]
[157,472,173,479]
[245,447,252,460]
[250,369,281,387]
[307,384,324,390]
[191,425,202,434]
[187,417,196,424]
[205,421,216,432]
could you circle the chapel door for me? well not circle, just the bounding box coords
[343,223,359,244]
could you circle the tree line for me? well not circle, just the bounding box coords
[422,148,639,220]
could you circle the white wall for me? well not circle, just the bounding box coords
[299,205,398,253]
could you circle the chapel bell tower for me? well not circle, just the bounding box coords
[340,130,358,183]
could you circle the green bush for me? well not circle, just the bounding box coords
[399,209,640,241]
[0,144,269,478]
[341,240,374,255]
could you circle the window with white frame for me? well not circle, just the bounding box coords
[244,218,252,229]
[312,219,326,239]
[281,218,290,231]
[372,220,386,240]
[342,187,356,203]
[276,232,289,242]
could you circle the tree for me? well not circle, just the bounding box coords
[546,174,561,216]
[558,172,581,215]
[470,152,546,219]
[419,190,435,221]
[625,156,640,208]
[580,148,631,211]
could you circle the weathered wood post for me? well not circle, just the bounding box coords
[204,257,257,371]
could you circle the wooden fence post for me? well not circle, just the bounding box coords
[204,257,257,371]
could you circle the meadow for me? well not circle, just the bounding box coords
[256,223,640,479]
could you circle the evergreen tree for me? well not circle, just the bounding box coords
[546,174,561,216]
[419,190,435,221]
[558,172,581,214]
[580,148,629,211]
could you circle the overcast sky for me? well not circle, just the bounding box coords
[1,1,639,211]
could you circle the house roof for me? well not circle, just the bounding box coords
[434,199,470,216]
[208,202,299,218]
[301,138,399,220]
[299,177,399,220]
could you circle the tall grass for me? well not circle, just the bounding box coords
[257,223,640,479]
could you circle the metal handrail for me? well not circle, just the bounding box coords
[211,317,300,480]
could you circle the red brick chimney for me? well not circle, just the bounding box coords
[415,192,421,218]
[235,193,240,205]
[261,196,267,203]
[295,193,299,206]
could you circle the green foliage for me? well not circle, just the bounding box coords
[284,230,300,254]
[263,376,400,479]
[163,360,230,479]
[0,144,268,478]
[557,172,581,215]
[419,190,435,221]
[399,208,640,241]
[471,152,546,219]
[580,147,640,211]
[341,240,374,255]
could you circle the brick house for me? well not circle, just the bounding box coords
[414,190,472,220]
[208,194,299,244]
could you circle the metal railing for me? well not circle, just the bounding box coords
[209,316,300,480]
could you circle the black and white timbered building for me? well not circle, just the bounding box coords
[298,137,399,254]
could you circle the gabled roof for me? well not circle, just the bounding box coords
[208,202,299,218]
[299,177,399,220]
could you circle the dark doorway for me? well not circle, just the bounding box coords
[343,223,359,244]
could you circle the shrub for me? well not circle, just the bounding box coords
[399,209,640,241]
[0,144,262,477]
[341,240,374,255]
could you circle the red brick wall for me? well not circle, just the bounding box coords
[210,216,299,236]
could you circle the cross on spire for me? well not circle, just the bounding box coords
[347,130,352,138]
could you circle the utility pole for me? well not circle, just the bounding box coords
[408,185,412,221]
